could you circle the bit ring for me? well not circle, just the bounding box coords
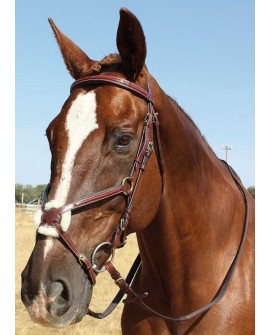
[121,177,134,195]
[91,242,115,273]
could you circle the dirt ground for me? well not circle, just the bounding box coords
[15,209,139,335]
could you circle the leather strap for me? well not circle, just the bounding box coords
[70,75,153,104]
[41,183,127,224]
[50,220,96,285]
[87,254,143,319]
[132,160,250,322]
[39,74,249,323]
[39,74,161,288]
[87,160,250,321]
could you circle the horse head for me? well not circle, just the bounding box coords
[21,7,255,334]
[21,8,162,327]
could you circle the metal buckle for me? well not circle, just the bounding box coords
[114,277,124,284]
[147,142,154,152]
[91,242,115,273]
[119,218,126,231]
[78,254,85,266]
[144,112,151,124]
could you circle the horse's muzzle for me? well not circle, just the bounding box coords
[21,262,92,327]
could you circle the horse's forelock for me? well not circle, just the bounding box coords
[86,54,122,75]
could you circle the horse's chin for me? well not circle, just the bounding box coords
[25,280,92,328]
[69,282,92,326]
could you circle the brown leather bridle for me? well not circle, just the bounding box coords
[39,75,250,322]
[39,74,163,286]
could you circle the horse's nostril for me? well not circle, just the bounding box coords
[59,285,69,301]
[48,281,70,317]
[48,281,67,299]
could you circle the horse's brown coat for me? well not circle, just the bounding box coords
[21,8,254,334]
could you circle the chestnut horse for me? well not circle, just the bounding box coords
[21,8,254,335]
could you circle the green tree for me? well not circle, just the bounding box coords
[247,186,255,199]
[15,183,24,203]
[21,184,33,203]
[15,184,47,203]
[32,184,47,200]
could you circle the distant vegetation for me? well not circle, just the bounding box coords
[15,184,47,203]
[15,183,256,203]
[247,186,255,199]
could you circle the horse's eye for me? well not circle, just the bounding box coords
[116,134,133,147]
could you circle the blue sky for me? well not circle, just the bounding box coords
[15,0,254,187]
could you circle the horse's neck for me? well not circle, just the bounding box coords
[136,84,244,312]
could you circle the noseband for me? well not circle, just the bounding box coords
[38,74,250,322]
[39,75,163,286]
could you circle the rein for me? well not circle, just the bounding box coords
[39,75,250,322]
[88,160,250,321]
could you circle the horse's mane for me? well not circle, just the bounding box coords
[168,96,218,158]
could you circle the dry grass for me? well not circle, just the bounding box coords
[15,209,139,335]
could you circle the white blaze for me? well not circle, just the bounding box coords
[37,91,98,257]
[53,91,99,206]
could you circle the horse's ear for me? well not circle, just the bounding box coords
[116,8,147,80]
[48,18,95,79]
